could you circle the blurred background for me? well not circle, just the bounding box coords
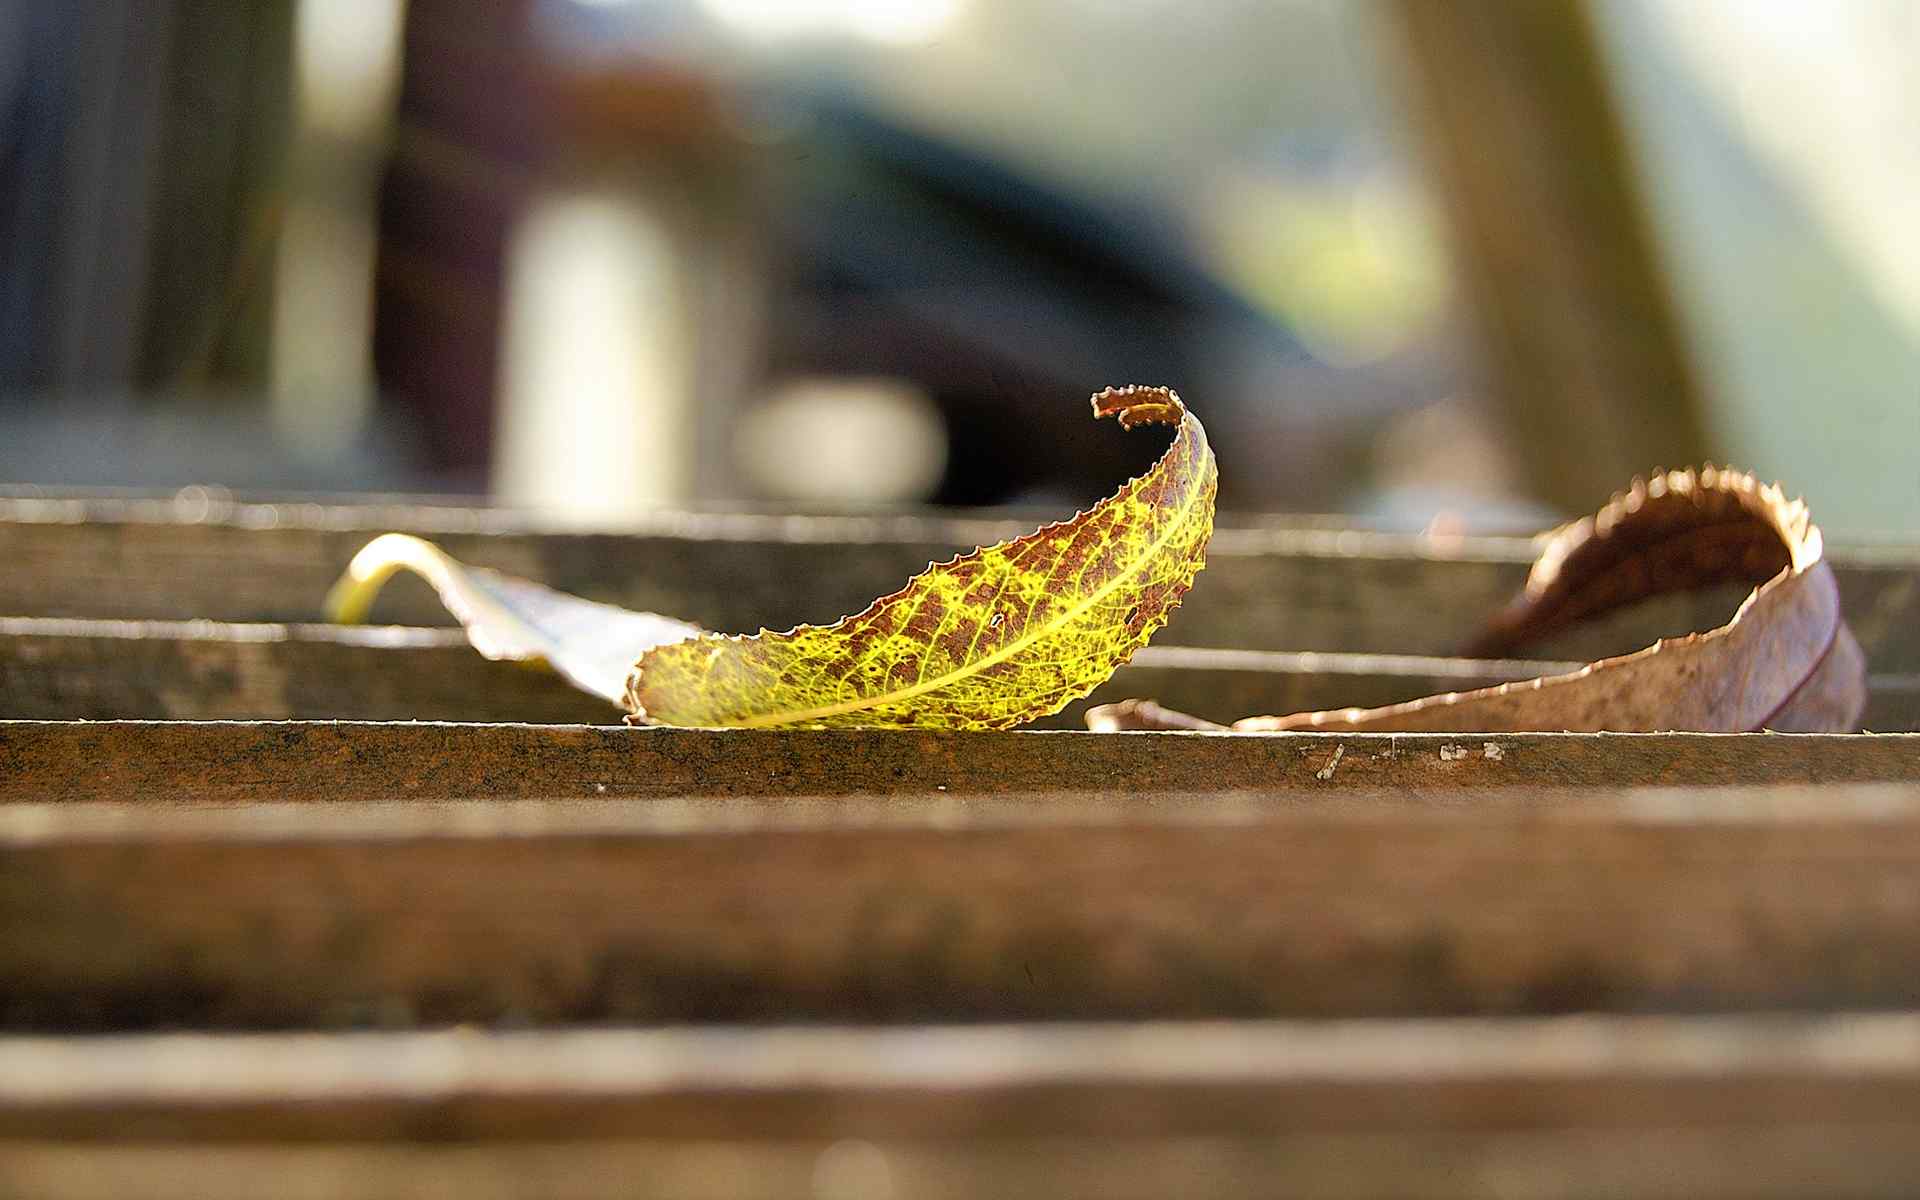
[1,0,1913,533]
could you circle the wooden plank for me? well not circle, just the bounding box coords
[5,782,1920,1027]
[6,620,1916,730]
[3,721,1917,806]
[1381,0,1711,511]
[0,619,618,724]
[7,1128,1920,1200]
[5,499,1914,666]
[12,1016,1920,1135]
[5,1022,1918,1200]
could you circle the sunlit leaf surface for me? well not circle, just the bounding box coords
[628,385,1217,729]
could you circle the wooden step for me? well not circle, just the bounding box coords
[6,497,1915,668]
[6,618,1916,728]
[4,1015,1920,1197]
[4,729,1919,1028]
[6,721,1917,805]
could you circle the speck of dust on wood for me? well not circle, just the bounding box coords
[1440,742,1506,762]
[1314,745,1345,781]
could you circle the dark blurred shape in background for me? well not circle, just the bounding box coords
[1,1,1913,531]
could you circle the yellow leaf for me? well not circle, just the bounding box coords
[627,385,1218,729]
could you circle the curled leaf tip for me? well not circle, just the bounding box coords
[1091,384,1186,430]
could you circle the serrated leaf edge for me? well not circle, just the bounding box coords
[627,395,1215,728]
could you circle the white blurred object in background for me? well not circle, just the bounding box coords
[734,377,947,504]
[494,188,693,521]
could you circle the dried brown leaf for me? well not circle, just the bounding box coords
[1088,467,1866,734]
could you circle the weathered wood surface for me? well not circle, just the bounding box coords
[7,619,1916,730]
[6,777,1920,1028]
[4,721,1917,805]
[7,1132,1919,1200]
[0,619,619,724]
[4,1016,1920,1199]
[5,498,1915,667]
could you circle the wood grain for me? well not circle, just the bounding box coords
[0,619,619,724]
[7,1130,1920,1200]
[7,1015,1920,1196]
[3,721,1917,806]
[5,781,1920,1028]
